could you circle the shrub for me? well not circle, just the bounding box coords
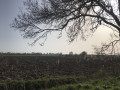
[77,75,87,82]
[25,80,35,90]
[76,84,82,89]
[37,79,48,89]
[47,78,58,88]
[67,85,75,90]
[83,85,91,89]
[92,80,99,85]
[51,87,57,90]
[94,87,100,90]
[113,87,120,90]
[7,80,25,90]
[92,69,106,79]
[0,83,6,90]
[80,51,87,57]
[102,85,111,90]
[117,76,120,80]
[66,77,76,84]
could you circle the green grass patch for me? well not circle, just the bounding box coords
[51,76,120,90]
[0,75,87,90]
[1,76,120,90]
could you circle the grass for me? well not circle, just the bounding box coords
[1,75,120,90]
[51,76,120,90]
[0,75,87,90]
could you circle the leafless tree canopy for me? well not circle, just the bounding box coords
[12,0,120,53]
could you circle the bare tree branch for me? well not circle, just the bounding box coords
[12,0,120,54]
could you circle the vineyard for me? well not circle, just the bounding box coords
[0,54,120,89]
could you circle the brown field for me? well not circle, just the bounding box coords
[0,55,120,81]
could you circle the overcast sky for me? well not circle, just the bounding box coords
[0,0,114,54]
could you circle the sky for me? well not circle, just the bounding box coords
[0,0,114,54]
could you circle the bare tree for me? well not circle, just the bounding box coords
[93,33,120,55]
[12,0,120,53]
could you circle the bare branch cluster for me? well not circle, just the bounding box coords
[12,0,120,51]
[94,39,120,55]
[93,32,120,55]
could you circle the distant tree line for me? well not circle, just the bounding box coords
[0,51,87,56]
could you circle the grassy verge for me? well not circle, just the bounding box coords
[51,76,120,90]
[0,75,87,90]
[1,75,120,90]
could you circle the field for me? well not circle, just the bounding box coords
[0,54,120,90]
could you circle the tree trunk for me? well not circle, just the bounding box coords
[118,0,120,15]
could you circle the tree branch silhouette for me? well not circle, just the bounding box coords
[12,0,120,54]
